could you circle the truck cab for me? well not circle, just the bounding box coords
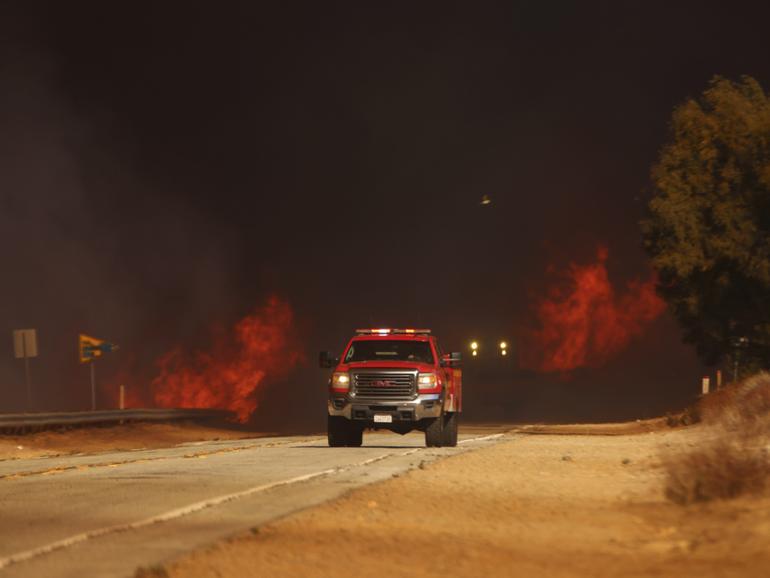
[319,328,462,447]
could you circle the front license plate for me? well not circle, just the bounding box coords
[373,414,393,423]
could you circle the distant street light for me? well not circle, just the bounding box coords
[499,340,508,357]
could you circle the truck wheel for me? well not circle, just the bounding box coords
[328,416,352,447]
[425,415,444,447]
[346,425,363,447]
[442,412,458,447]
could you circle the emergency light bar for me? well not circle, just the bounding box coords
[355,328,432,335]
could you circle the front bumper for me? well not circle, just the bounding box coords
[328,394,442,421]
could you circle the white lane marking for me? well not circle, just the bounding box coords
[0,433,502,571]
[458,433,504,444]
[0,447,417,571]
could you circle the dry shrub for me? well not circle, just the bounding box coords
[134,565,169,578]
[699,372,770,433]
[697,384,740,423]
[663,437,770,504]
[663,372,770,504]
[665,405,700,427]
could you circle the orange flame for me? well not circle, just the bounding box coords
[520,246,665,373]
[151,296,303,421]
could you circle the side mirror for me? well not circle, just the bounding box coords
[440,352,462,368]
[319,351,339,369]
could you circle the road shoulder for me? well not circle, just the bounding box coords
[0,422,267,460]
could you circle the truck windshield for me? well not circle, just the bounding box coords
[344,340,434,364]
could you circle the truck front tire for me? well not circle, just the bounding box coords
[425,412,459,447]
[442,412,458,447]
[425,414,444,447]
[328,416,363,447]
[346,424,363,447]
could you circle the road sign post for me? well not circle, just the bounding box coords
[13,329,38,411]
[79,334,119,412]
[90,362,96,411]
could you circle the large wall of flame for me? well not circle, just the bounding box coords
[519,246,666,373]
[150,296,303,422]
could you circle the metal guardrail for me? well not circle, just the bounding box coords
[0,408,235,434]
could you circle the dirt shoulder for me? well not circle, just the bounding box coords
[512,417,673,435]
[165,427,770,578]
[0,422,268,460]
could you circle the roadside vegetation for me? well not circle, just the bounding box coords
[134,564,169,578]
[643,75,770,505]
[642,75,770,375]
[663,372,770,504]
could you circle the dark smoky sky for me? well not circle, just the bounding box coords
[1,1,768,423]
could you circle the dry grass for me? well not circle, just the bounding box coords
[700,372,770,430]
[663,437,769,504]
[134,564,169,578]
[663,372,770,504]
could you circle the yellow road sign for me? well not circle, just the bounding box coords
[79,334,118,363]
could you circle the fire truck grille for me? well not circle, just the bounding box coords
[353,372,416,398]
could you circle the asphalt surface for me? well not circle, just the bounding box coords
[0,431,504,578]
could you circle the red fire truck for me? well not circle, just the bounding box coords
[319,328,462,447]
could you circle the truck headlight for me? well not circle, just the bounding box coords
[417,373,437,390]
[332,372,350,390]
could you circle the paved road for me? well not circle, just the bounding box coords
[0,431,504,577]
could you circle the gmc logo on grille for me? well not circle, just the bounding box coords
[371,380,397,387]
